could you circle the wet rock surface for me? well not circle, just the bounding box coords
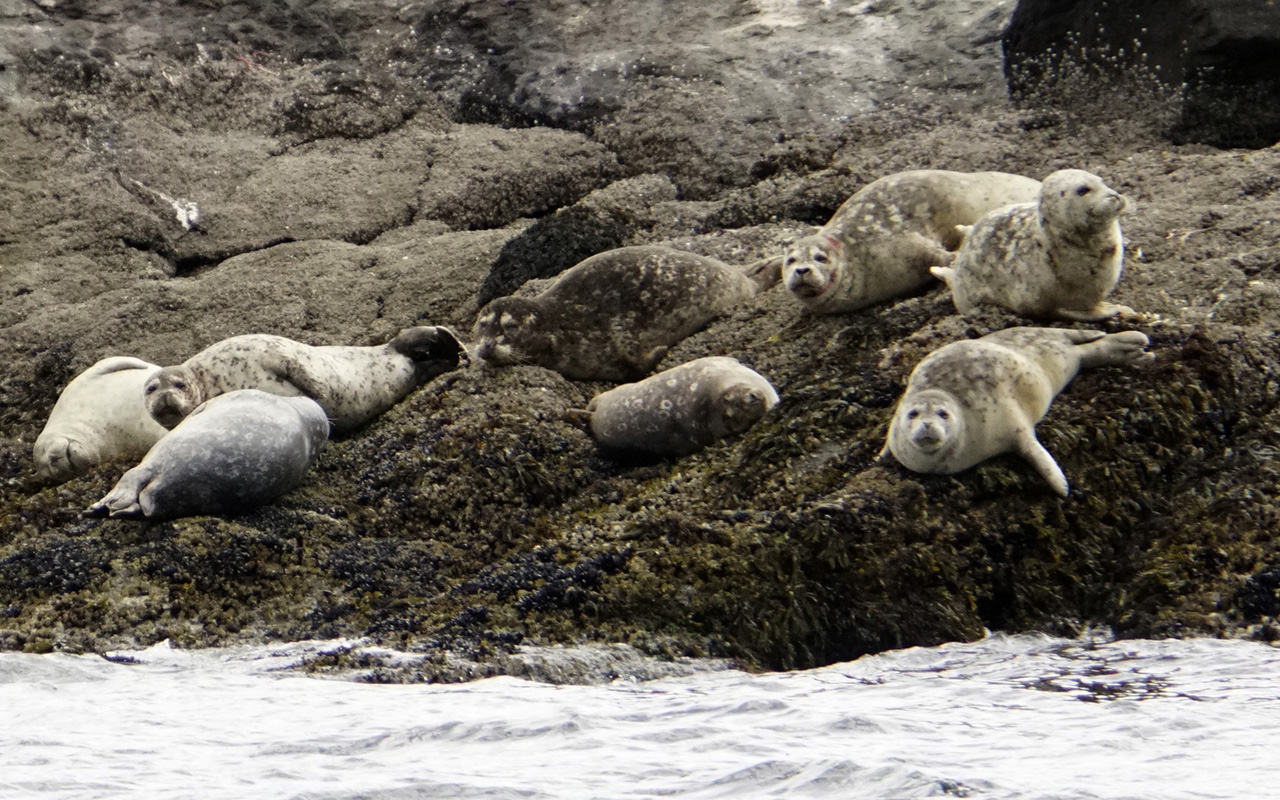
[2,0,1280,678]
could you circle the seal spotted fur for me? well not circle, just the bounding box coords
[473,246,780,382]
[34,356,169,482]
[144,326,464,432]
[587,356,779,456]
[879,327,1153,496]
[783,170,1041,313]
[932,169,1133,321]
[88,390,329,520]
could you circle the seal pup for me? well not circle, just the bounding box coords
[87,390,330,520]
[586,356,780,456]
[144,326,464,432]
[879,327,1153,496]
[473,245,781,382]
[931,169,1134,321]
[33,356,170,482]
[783,170,1042,313]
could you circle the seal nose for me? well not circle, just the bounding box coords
[793,266,811,276]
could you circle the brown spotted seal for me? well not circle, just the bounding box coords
[88,389,329,520]
[33,356,170,482]
[879,327,1153,496]
[586,356,780,456]
[144,326,464,432]
[783,170,1042,313]
[473,245,781,381]
[931,169,1134,321]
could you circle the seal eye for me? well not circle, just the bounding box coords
[906,409,919,420]
[173,381,187,390]
[813,252,829,264]
[144,385,155,395]
[937,409,950,420]
[784,256,796,266]
[1076,185,1092,197]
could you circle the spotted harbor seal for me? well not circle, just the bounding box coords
[783,170,1042,313]
[931,169,1133,321]
[879,327,1153,496]
[87,390,329,520]
[586,356,780,456]
[144,326,464,432]
[473,245,781,382]
[33,357,170,482]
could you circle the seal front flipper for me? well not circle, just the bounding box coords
[742,254,786,293]
[1015,428,1069,497]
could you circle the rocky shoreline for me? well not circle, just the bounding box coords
[2,0,1279,679]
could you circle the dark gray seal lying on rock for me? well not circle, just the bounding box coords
[87,389,330,520]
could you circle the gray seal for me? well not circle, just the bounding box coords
[87,389,330,520]
[587,356,780,456]
[783,170,1042,313]
[144,326,464,432]
[472,245,781,382]
[33,356,170,483]
[931,169,1134,321]
[879,327,1153,496]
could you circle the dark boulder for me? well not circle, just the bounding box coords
[1003,0,1280,148]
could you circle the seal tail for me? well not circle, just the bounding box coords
[742,255,786,293]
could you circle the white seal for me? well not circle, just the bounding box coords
[33,356,169,482]
[87,389,330,520]
[879,327,1154,496]
[783,170,1042,313]
[931,169,1134,321]
[143,326,464,432]
[586,356,780,455]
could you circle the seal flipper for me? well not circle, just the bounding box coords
[1015,428,1069,497]
[742,255,786,293]
[1053,302,1137,323]
[86,465,156,518]
[930,265,955,284]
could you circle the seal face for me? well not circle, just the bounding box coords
[33,356,170,483]
[783,170,1042,313]
[87,390,330,520]
[472,246,769,382]
[586,356,780,456]
[880,327,1154,496]
[932,169,1134,321]
[143,326,464,432]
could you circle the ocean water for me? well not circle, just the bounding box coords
[2,633,1276,800]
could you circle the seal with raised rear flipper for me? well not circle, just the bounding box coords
[878,326,1154,496]
[33,356,170,483]
[472,245,782,382]
[586,356,780,456]
[931,169,1134,321]
[782,170,1042,314]
[143,326,465,432]
[87,389,330,520]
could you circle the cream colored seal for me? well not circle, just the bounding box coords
[783,170,1042,313]
[473,245,781,382]
[144,326,464,433]
[879,327,1153,496]
[931,169,1134,321]
[33,356,169,482]
[586,356,780,455]
[88,390,329,520]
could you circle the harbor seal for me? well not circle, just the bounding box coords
[931,169,1134,321]
[783,170,1042,313]
[878,327,1153,496]
[473,245,781,382]
[87,390,329,520]
[144,326,464,432]
[586,356,780,456]
[33,356,170,483]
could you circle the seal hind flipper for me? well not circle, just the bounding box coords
[930,265,956,284]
